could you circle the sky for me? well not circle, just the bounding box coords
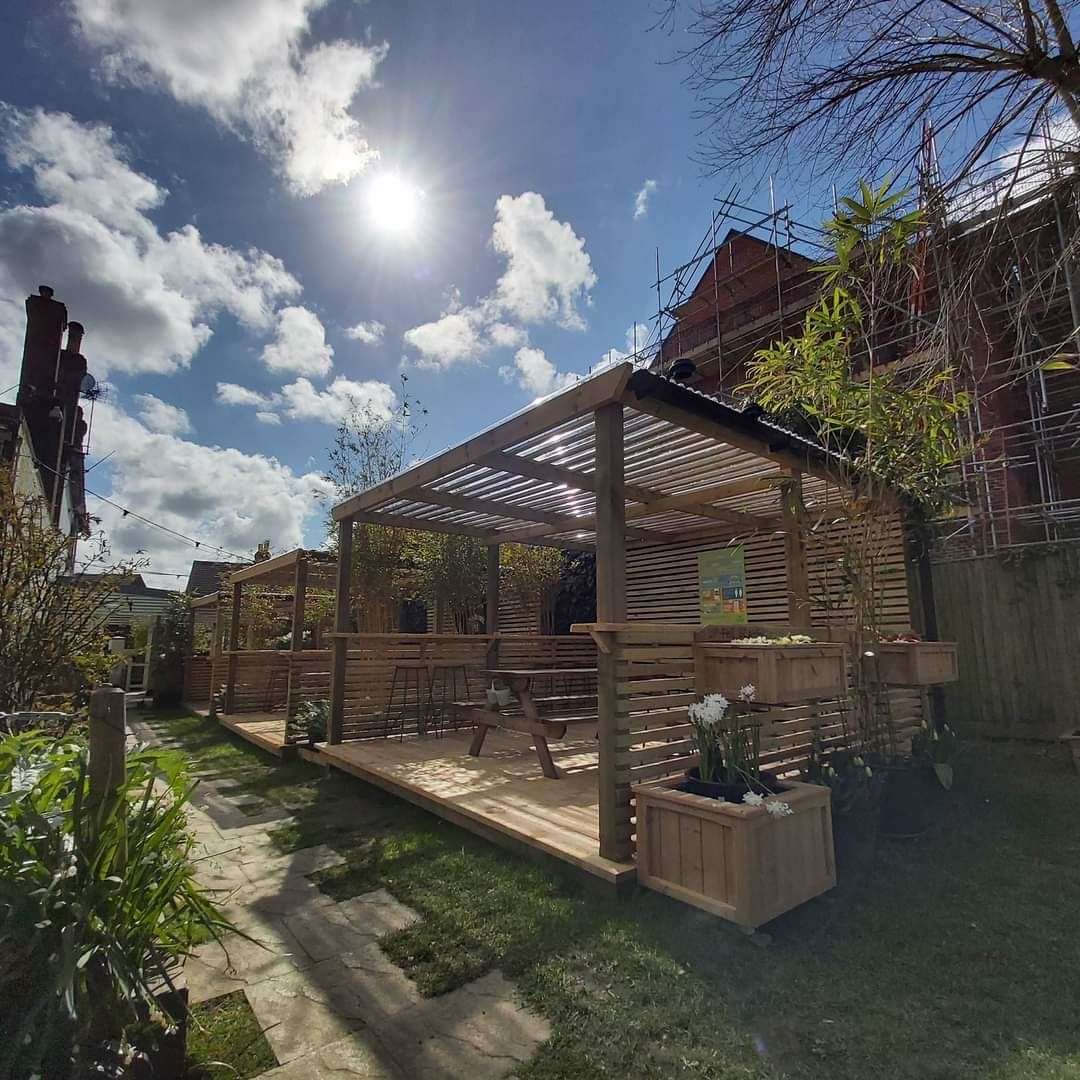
[0,0,793,582]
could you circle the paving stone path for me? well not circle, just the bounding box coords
[131,719,551,1079]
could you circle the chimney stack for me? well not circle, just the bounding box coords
[17,285,67,406]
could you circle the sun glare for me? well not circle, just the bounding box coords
[367,172,422,234]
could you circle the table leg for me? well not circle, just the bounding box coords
[533,734,560,779]
[468,719,489,757]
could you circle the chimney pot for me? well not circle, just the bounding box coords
[66,321,85,355]
[39,285,54,298]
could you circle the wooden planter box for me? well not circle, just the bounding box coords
[694,642,847,704]
[862,642,958,686]
[634,778,835,928]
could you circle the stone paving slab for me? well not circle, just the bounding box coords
[338,889,422,938]
[256,1031,399,1079]
[243,968,363,1064]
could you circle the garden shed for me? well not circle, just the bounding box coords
[314,362,929,886]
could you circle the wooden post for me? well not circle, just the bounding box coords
[329,520,354,744]
[292,554,308,651]
[224,581,242,714]
[486,545,500,633]
[781,473,812,630]
[182,605,195,702]
[89,685,126,808]
[594,403,626,862]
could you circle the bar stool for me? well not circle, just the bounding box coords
[382,660,429,739]
[426,661,472,736]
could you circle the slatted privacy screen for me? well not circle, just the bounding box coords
[185,655,212,704]
[229,650,291,713]
[607,624,923,862]
[626,512,913,634]
[331,634,597,743]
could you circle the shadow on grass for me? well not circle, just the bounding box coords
[149,708,1080,1080]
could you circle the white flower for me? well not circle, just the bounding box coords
[688,693,729,727]
[765,799,795,818]
[738,683,757,703]
[742,791,765,805]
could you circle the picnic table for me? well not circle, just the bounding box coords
[462,667,598,779]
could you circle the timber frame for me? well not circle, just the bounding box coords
[328,362,887,862]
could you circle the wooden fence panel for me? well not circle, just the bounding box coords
[185,655,211,704]
[933,547,1080,738]
[333,634,597,743]
[606,624,921,863]
[228,651,291,713]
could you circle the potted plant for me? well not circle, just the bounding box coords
[1062,730,1080,774]
[633,688,836,928]
[694,634,848,704]
[292,698,329,747]
[868,719,957,839]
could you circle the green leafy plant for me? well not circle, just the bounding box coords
[911,719,960,789]
[291,698,330,745]
[0,733,233,1078]
[687,692,762,785]
[802,735,878,815]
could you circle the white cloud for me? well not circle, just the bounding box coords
[133,392,192,435]
[256,410,282,425]
[633,179,658,221]
[488,322,528,349]
[499,345,578,399]
[402,192,596,371]
[280,375,397,424]
[344,319,386,345]
[69,0,387,196]
[216,382,277,408]
[403,309,487,370]
[0,108,301,384]
[87,400,335,575]
[491,192,596,329]
[597,322,652,369]
[261,305,334,376]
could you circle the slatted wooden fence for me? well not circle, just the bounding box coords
[228,650,291,713]
[332,633,598,742]
[599,623,923,863]
[184,655,212,704]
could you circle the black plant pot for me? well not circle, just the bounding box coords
[878,760,938,839]
[679,767,784,802]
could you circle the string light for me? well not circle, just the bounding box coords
[31,455,252,562]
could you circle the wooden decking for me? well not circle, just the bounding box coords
[312,729,636,890]
[205,709,293,758]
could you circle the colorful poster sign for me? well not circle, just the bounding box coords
[699,546,747,625]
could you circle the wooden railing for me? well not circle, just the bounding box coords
[328,633,598,743]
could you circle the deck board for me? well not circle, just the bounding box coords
[214,711,292,758]
[313,730,636,888]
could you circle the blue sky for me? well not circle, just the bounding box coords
[0,0,794,579]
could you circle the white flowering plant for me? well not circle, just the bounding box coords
[729,634,814,645]
[687,691,762,786]
[911,719,959,789]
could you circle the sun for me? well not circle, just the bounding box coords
[367,172,422,234]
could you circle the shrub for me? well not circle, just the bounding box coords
[0,733,233,1078]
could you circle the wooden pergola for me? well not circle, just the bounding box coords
[328,362,864,859]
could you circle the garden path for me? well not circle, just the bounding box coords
[129,717,551,1079]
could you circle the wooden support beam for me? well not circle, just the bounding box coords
[486,544,500,634]
[333,364,633,522]
[329,520,353,745]
[224,581,242,714]
[291,553,308,651]
[781,473,812,629]
[594,403,626,863]
[484,516,658,546]
[354,510,592,550]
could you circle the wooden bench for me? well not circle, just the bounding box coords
[454,701,598,779]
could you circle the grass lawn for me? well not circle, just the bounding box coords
[186,990,277,1079]
[145,708,1080,1080]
